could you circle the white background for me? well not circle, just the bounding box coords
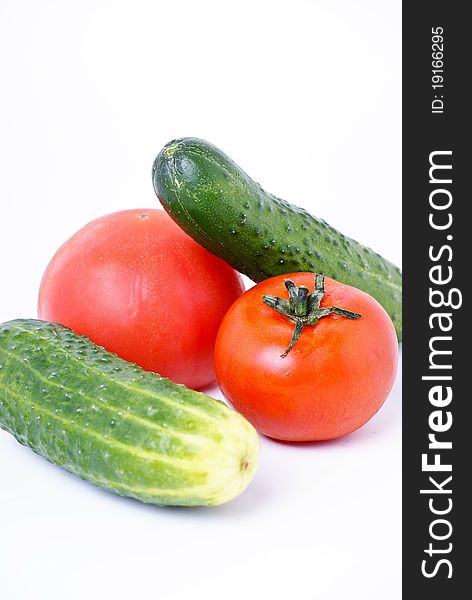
[0,1,402,599]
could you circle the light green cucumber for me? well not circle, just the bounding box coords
[0,319,259,506]
[152,138,402,339]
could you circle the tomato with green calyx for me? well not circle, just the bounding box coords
[214,273,398,441]
[38,209,244,389]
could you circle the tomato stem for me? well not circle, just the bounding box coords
[262,274,361,357]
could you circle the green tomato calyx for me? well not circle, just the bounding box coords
[262,274,361,358]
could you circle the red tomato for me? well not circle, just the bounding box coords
[38,209,244,389]
[214,273,398,441]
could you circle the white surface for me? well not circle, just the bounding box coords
[0,1,401,599]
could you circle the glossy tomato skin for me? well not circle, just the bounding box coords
[214,273,398,441]
[38,209,244,389]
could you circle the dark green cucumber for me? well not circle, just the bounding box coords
[0,319,259,506]
[152,138,402,339]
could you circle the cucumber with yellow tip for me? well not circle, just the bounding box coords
[0,319,259,506]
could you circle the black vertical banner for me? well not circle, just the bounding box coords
[403,3,468,597]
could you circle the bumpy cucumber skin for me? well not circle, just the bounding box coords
[153,138,402,339]
[0,320,259,507]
